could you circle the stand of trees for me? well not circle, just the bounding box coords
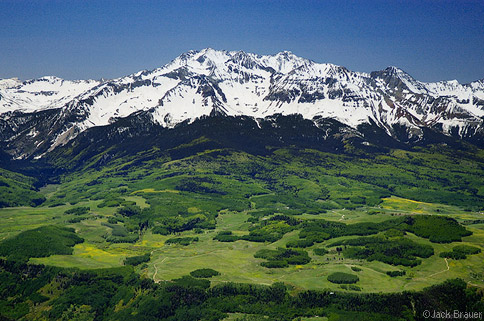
[64,206,90,215]
[0,226,83,262]
[439,245,481,260]
[386,270,406,277]
[336,236,434,267]
[327,272,359,284]
[254,248,311,268]
[190,268,220,278]
[165,237,199,246]
[404,216,472,243]
[124,253,151,266]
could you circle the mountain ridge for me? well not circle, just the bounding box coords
[1,48,483,159]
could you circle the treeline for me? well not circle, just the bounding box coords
[165,237,199,246]
[213,219,296,243]
[152,214,214,235]
[254,248,311,268]
[0,226,83,262]
[64,206,90,215]
[0,259,483,320]
[124,253,151,266]
[334,236,434,267]
[327,272,359,284]
[213,215,471,249]
[213,214,396,244]
[387,270,406,277]
[190,268,220,278]
[404,215,472,243]
[439,245,481,260]
[299,215,471,244]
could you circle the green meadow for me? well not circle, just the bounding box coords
[7,195,484,293]
[1,141,484,319]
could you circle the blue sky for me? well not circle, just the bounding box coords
[1,0,483,83]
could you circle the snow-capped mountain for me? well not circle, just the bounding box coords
[0,76,100,114]
[1,48,483,159]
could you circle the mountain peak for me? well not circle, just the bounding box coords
[1,48,484,159]
[384,66,409,76]
[276,50,294,56]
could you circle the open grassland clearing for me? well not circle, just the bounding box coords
[2,195,484,293]
[0,199,121,234]
[30,243,125,269]
[1,144,484,297]
[380,196,473,215]
[140,210,484,293]
[0,206,66,240]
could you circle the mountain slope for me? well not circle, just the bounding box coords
[1,48,483,159]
